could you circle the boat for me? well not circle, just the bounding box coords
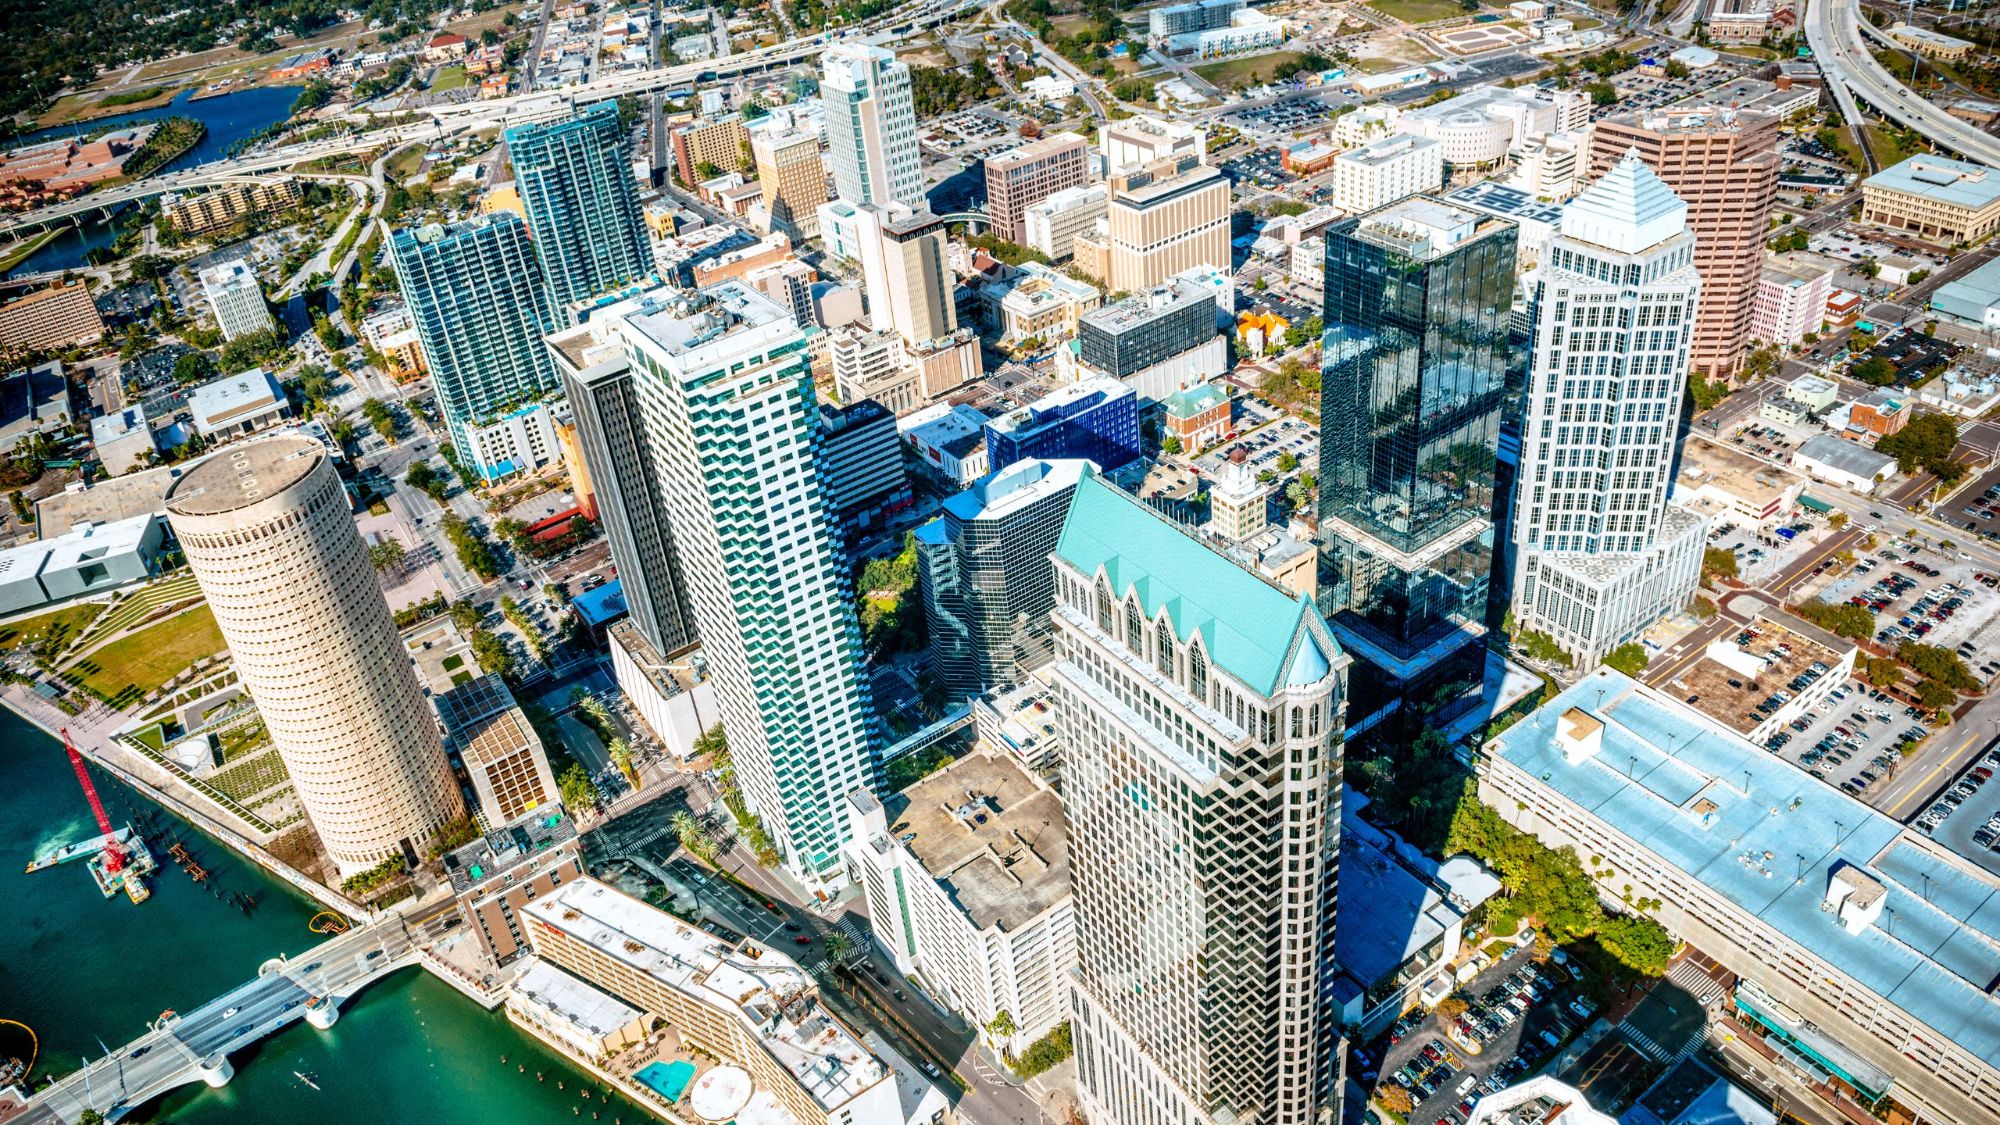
[25,827,137,873]
[295,1071,320,1091]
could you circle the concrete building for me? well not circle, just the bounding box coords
[857,204,957,346]
[901,401,992,485]
[1752,256,1834,347]
[985,376,1141,473]
[1321,198,1512,706]
[604,282,877,892]
[985,132,1089,245]
[1511,156,1709,668]
[750,125,830,242]
[1098,115,1206,173]
[1206,458,1267,542]
[1330,133,1444,216]
[916,458,1094,697]
[668,116,750,189]
[164,180,302,236]
[1588,107,1779,380]
[1507,130,1584,201]
[164,436,465,876]
[88,405,154,476]
[1023,184,1108,262]
[1401,85,1590,167]
[524,877,947,1125]
[506,102,651,309]
[1862,154,2000,245]
[1655,606,1855,746]
[0,513,163,616]
[1051,473,1349,1125]
[434,674,561,825]
[1162,382,1229,450]
[822,44,925,209]
[605,620,720,760]
[188,367,291,438]
[1930,255,2000,328]
[744,258,819,328]
[443,807,585,965]
[1674,438,1806,528]
[842,749,1073,1052]
[197,260,274,341]
[1480,669,2000,1125]
[504,960,646,1060]
[1888,22,1976,59]
[0,281,105,352]
[830,323,921,414]
[1166,8,1287,58]
[0,360,70,454]
[1071,272,1228,404]
[1090,160,1231,293]
[990,261,1101,345]
[390,214,560,480]
[1148,0,1243,39]
[1793,433,1896,493]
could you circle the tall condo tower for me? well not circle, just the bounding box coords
[1051,474,1348,1125]
[1318,197,1513,713]
[821,45,925,209]
[164,436,465,876]
[505,101,653,309]
[390,214,559,480]
[1510,154,1709,666]
[605,281,878,890]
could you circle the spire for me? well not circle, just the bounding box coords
[1559,150,1689,254]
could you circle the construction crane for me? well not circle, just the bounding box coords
[60,727,126,876]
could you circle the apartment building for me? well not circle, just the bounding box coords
[0,280,106,352]
[985,132,1090,245]
[443,808,585,965]
[1330,133,1444,215]
[669,115,750,188]
[1751,256,1834,347]
[1024,184,1108,261]
[751,125,830,241]
[164,180,302,235]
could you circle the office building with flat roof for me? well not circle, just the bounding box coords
[1330,133,1444,216]
[604,282,877,891]
[1481,669,2000,1125]
[985,376,1140,474]
[434,674,561,825]
[817,398,913,537]
[1074,273,1227,403]
[1862,154,2000,245]
[165,436,464,876]
[198,259,275,341]
[1023,183,1107,262]
[505,101,651,309]
[985,132,1090,244]
[1320,197,1512,705]
[1051,474,1348,1125]
[1097,115,1206,172]
[0,280,105,352]
[750,124,830,242]
[1091,161,1231,293]
[916,458,1094,697]
[443,806,584,965]
[842,749,1074,1052]
[822,44,925,209]
[188,367,290,438]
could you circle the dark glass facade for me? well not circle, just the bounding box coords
[1317,201,1513,675]
[984,380,1141,473]
[1077,283,1216,379]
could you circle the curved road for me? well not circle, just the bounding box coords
[1805,0,2000,167]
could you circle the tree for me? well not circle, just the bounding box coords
[1285,475,1316,511]
[558,762,601,811]
[450,599,483,631]
[986,1008,1018,1039]
[470,627,512,678]
[1277,450,1299,473]
[1702,547,1739,583]
[362,398,398,444]
[367,538,407,573]
[406,460,448,499]
[1603,643,1648,677]
[1915,678,1959,711]
[441,514,502,580]
[1517,630,1572,667]
[1161,432,1183,455]
[1665,58,1690,79]
[823,928,857,970]
[1850,356,1897,386]
[1435,995,1469,1021]
[670,809,717,861]
[1828,511,1849,529]
[173,350,219,385]
[1876,413,1960,478]
[1585,81,1618,106]
[1899,642,1978,691]
[1691,595,1717,619]
[1860,655,1903,689]
[609,737,637,785]
[1377,1086,1414,1116]
[1790,599,1876,640]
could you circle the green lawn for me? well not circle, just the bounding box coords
[72,572,203,651]
[1193,51,1314,90]
[430,64,471,93]
[209,748,290,802]
[1866,123,1922,169]
[1368,0,1482,23]
[0,229,58,273]
[0,602,105,653]
[69,605,225,706]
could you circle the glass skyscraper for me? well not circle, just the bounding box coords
[389,214,558,478]
[504,101,653,310]
[1318,197,1514,705]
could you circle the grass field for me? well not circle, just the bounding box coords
[0,602,105,653]
[1194,51,1313,89]
[1369,0,1482,23]
[72,573,202,652]
[1866,123,1922,168]
[384,144,428,182]
[209,747,290,803]
[70,605,225,706]
[0,230,59,273]
[430,64,471,93]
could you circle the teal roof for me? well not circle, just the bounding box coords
[1163,382,1228,419]
[1866,155,2000,212]
[1055,475,1333,695]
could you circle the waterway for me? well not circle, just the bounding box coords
[3,85,304,279]
[0,709,651,1123]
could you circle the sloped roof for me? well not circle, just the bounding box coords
[1561,151,1687,253]
[1054,474,1334,695]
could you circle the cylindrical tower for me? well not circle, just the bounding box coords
[165,436,463,876]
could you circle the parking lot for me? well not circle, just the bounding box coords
[1194,415,1317,481]
[1373,944,1598,1125]
[1814,540,2000,661]
[1912,743,2000,875]
[1762,676,1929,802]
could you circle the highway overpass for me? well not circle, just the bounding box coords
[1805,0,2000,168]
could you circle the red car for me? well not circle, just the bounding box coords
[793,935,812,945]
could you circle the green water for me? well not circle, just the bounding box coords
[0,709,649,1123]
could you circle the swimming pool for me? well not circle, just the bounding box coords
[634,1060,698,1102]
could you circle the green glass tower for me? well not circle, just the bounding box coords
[505,101,653,309]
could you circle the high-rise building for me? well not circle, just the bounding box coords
[0,280,106,352]
[1098,115,1206,172]
[669,116,750,189]
[984,377,1141,474]
[1050,473,1348,1125]
[1510,155,1708,668]
[164,436,465,876]
[817,399,913,538]
[434,673,561,825]
[857,204,956,345]
[605,281,878,890]
[822,45,925,209]
[1023,183,1108,262]
[750,125,830,242]
[547,296,699,658]
[916,458,1094,698]
[504,101,652,309]
[1073,273,1227,402]
[1091,161,1231,293]
[985,132,1090,245]
[1330,134,1443,216]
[444,808,584,966]
[391,214,560,480]
[1318,197,1513,706]
[1587,106,1779,380]
[198,259,275,341]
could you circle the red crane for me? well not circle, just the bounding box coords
[59,727,125,874]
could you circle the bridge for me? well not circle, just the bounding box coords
[15,915,422,1124]
[1805,0,2000,168]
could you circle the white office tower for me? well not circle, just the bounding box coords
[1050,474,1349,1125]
[822,45,925,209]
[164,436,465,876]
[1511,153,1709,668]
[604,281,878,891]
[198,259,275,341]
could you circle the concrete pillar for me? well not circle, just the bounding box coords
[197,1056,234,1088]
[306,999,340,1030]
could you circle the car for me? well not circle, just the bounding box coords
[130,1045,151,1059]
[233,1024,254,1038]
[223,1006,240,1018]
[1539,1029,1562,1049]
[893,989,906,1000]
[792,934,811,945]
[1569,997,1597,1019]
[1456,1074,1478,1096]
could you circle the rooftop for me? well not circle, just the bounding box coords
[1163,382,1228,419]
[941,458,1094,523]
[1,361,70,447]
[1337,789,1501,988]
[1795,432,1896,479]
[1444,181,1565,227]
[1080,275,1212,333]
[510,960,642,1044]
[1676,436,1805,507]
[1931,255,2000,320]
[188,367,283,428]
[1485,669,2000,1071]
[607,621,708,702]
[1866,154,2000,211]
[881,750,1070,932]
[1337,132,1438,168]
[618,280,796,366]
[985,376,1131,438]
[1055,473,1338,697]
[1652,610,1853,737]
[1465,1076,1618,1125]
[443,806,578,894]
[163,434,323,517]
[1560,153,1687,255]
[1348,196,1510,263]
[36,462,186,538]
[986,131,1087,171]
[525,878,892,1111]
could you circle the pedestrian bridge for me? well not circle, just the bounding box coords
[17,918,418,1124]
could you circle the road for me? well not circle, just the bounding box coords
[1805,0,2000,166]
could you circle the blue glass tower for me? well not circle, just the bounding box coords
[983,376,1141,474]
[504,101,652,309]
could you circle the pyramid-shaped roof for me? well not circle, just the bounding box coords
[1560,150,1688,255]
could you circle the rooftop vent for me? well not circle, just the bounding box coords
[1825,862,1887,935]
[1556,707,1603,763]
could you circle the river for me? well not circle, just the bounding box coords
[0,709,651,1123]
[4,85,305,279]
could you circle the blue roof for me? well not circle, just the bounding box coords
[572,579,628,626]
[1053,474,1336,696]
[1866,154,2000,212]
[1932,255,2000,322]
[1488,669,2000,1070]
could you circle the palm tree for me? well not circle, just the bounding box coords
[821,929,856,971]
[670,810,716,861]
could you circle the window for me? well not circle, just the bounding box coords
[1188,644,1206,703]
[1156,622,1175,677]
[1126,600,1143,654]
